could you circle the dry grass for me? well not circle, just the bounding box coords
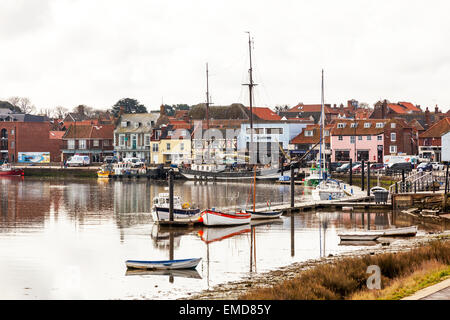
[350,261,450,300]
[239,240,450,300]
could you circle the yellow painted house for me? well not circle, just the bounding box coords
[151,128,191,165]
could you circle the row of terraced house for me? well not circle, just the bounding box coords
[1,99,449,165]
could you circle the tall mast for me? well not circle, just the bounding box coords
[319,69,325,179]
[206,63,211,130]
[243,32,258,157]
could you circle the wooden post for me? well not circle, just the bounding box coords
[401,169,405,193]
[169,169,174,222]
[367,161,371,197]
[349,158,353,186]
[361,159,365,192]
[290,165,295,208]
[445,164,449,194]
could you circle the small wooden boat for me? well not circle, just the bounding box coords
[245,210,283,220]
[381,226,418,237]
[338,230,384,241]
[200,209,251,226]
[125,257,202,270]
[0,164,24,177]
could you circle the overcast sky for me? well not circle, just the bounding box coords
[1,0,450,113]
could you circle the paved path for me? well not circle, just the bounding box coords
[402,278,450,300]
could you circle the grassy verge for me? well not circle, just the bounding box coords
[239,240,450,300]
[351,261,450,300]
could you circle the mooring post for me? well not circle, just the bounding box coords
[169,169,174,222]
[367,161,371,197]
[445,164,449,194]
[349,158,353,186]
[401,169,405,193]
[361,159,365,192]
[290,164,295,208]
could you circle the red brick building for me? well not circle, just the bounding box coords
[0,122,62,163]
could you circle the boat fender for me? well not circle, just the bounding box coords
[182,202,190,209]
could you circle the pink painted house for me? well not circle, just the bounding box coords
[330,119,386,163]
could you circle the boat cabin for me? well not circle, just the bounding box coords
[153,193,182,207]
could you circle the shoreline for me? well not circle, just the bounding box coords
[185,231,450,300]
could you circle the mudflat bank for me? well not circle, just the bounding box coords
[186,231,450,300]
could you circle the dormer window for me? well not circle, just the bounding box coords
[376,122,384,128]
[364,123,371,128]
[350,123,357,128]
[337,123,345,128]
[121,121,128,128]
[134,122,140,129]
[305,130,313,136]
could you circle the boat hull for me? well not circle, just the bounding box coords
[382,226,418,237]
[0,169,24,176]
[125,258,202,270]
[151,207,201,222]
[201,210,251,226]
[338,231,384,241]
[245,210,283,220]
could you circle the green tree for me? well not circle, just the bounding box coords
[112,98,147,117]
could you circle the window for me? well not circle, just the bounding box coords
[338,135,343,141]
[119,135,125,147]
[376,122,384,128]
[377,135,383,141]
[68,139,75,149]
[367,136,371,141]
[350,136,356,144]
[166,143,171,151]
[93,140,99,147]
[11,141,14,149]
[79,139,87,149]
[134,122,140,129]
[390,145,397,153]
[121,121,128,128]
[144,134,151,146]
[305,130,313,136]
[11,129,14,135]
[266,128,283,134]
[358,136,362,141]
[364,123,371,128]
[180,143,184,151]
[152,144,159,152]
[337,123,345,128]
[103,140,109,146]
[391,132,396,142]
[391,123,396,129]
[350,123,357,128]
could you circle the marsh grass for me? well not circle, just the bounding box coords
[239,240,450,300]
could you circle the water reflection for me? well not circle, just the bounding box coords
[0,177,430,299]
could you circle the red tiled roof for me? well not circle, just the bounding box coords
[419,117,450,138]
[246,107,281,121]
[398,102,421,112]
[288,104,333,113]
[290,124,332,144]
[169,120,191,129]
[62,124,114,139]
[387,104,407,114]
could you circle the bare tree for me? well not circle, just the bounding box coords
[8,96,36,114]
[54,106,69,119]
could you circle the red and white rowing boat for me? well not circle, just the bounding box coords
[0,164,24,177]
[200,209,251,226]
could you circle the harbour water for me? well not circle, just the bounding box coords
[0,177,421,299]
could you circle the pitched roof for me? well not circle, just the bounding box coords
[115,113,159,133]
[419,117,450,138]
[49,131,65,140]
[62,124,114,139]
[290,124,332,144]
[398,102,421,112]
[288,104,333,113]
[246,107,281,121]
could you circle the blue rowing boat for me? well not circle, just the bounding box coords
[125,258,202,270]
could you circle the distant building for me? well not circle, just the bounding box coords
[62,124,115,163]
[114,113,159,163]
[418,117,450,162]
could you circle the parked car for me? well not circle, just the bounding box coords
[417,162,433,172]
[329,162,342,172]
[336,163,351,173]
[66,155,90,167]
[104,156,118,164]
[431,162,444,170]
[386,162,413,175]
[123,157,145,167]
[370,163,385,172]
